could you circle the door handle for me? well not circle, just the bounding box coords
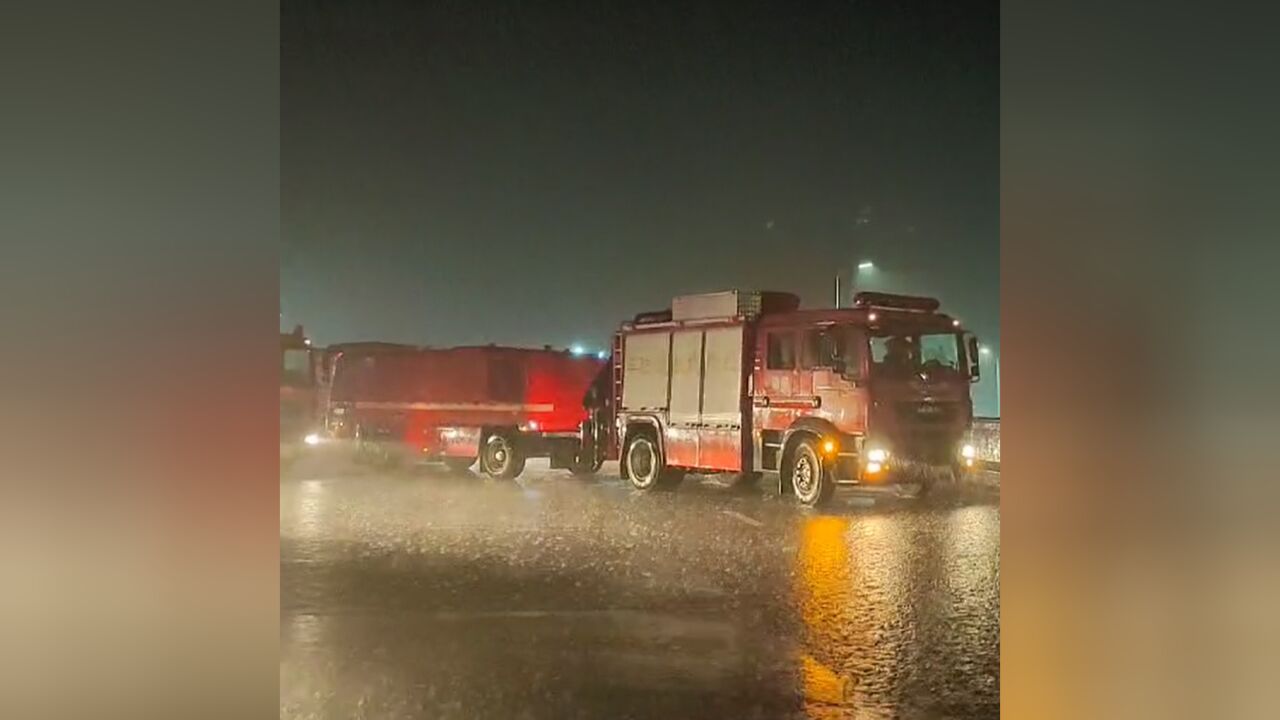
[755,396,821,409]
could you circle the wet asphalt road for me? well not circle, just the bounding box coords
[281,451,1000,719]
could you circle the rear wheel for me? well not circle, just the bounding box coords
[789,437,834,507]
[624,434,682,491]
[480,433,525,479]
[569,455,603,477]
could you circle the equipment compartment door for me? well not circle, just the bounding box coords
[665,329,703,468]
[620,332,671,412]
[698,325,746,471]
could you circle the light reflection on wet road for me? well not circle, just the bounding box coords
[281,454,999,719]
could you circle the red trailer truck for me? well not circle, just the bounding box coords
[608,290,982,506]
[324,344,607,478]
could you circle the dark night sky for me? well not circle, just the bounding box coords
[282,0,999,399]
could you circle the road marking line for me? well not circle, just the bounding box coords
[721,510,763,527]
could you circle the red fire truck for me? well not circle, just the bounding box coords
[280,325,323,448]
[607,290,982,505]
[324,344,607,478]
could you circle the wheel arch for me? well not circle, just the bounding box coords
[479,424,520,447]
[777,417,842,495]
[620,415,665,480]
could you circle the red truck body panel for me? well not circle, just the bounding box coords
[327,345,603,458]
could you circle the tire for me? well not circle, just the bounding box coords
[443,456,476,473]
[480,432,525,479]
[570,418,603,477]
[624,434,683,491]
[788,437,834,507]
[569,455,603,477]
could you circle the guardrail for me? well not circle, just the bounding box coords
[971,417,1001,473]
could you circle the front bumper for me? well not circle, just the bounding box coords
[828,437,977,486]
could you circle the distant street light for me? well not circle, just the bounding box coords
[847,259,876,301]
[570,344,586,356]
[980,346,1000,413]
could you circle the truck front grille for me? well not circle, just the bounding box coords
[891,402,962,463]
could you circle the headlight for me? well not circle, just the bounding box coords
[961,444,976,459]
[303,433,322,446]
[867,448,889,463]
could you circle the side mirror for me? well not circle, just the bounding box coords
[967,334,981,381]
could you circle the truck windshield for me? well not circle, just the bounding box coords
[282,348,312,387]
[870,332,963,379]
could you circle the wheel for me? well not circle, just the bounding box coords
[480,432,525,479]
[788,437,834,506]
[443,456,476,473]
[569,454,603,477]
[624,434,683,491]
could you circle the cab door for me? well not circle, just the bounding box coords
[802,325,868,435]
[753,327,802,434]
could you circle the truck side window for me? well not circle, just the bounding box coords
[802,328,842,369]
[766,332,796,370]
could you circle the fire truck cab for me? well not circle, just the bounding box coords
[609,290,982,506]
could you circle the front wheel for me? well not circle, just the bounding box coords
[624,434,682,491]
[480,433,525,479]
[789,437,834,507]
